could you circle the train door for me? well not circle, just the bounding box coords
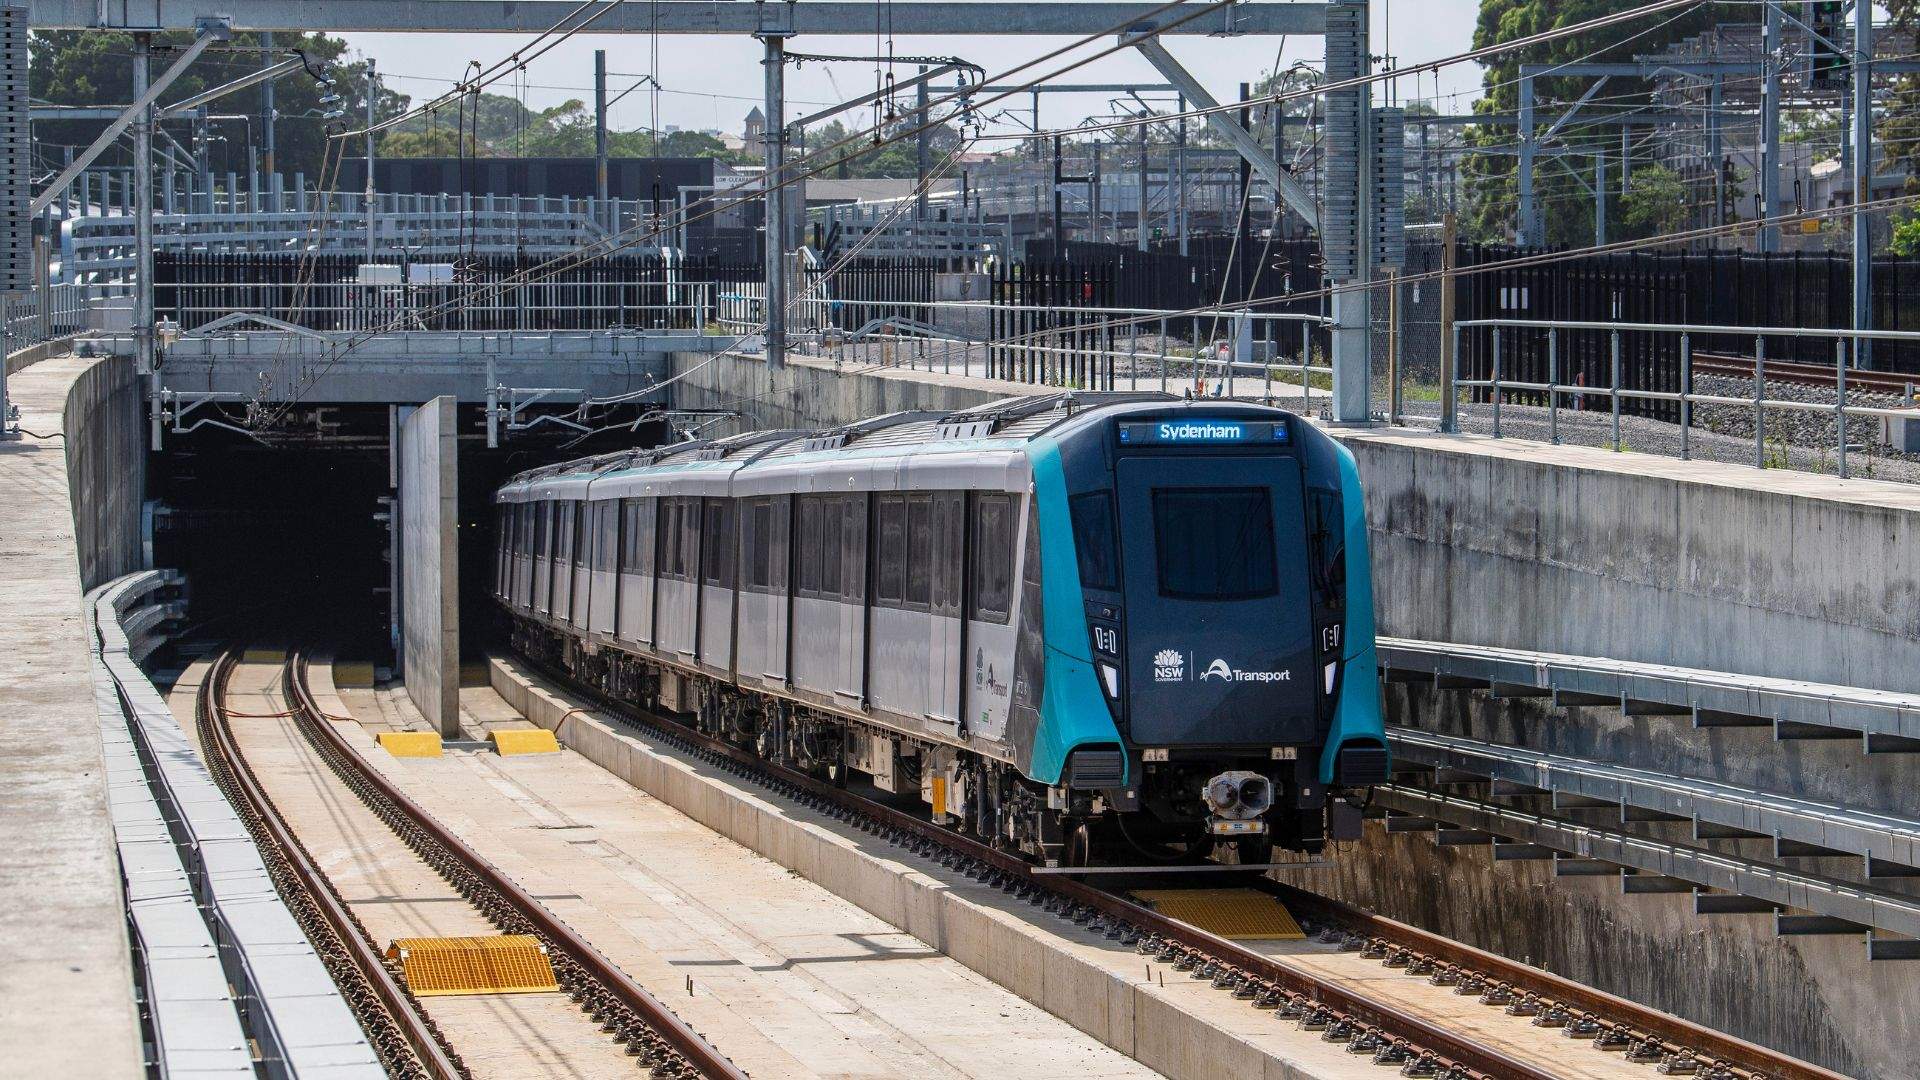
[697,497,735,675]
[588,501,618,635]
[837,493,868,702]
[553,500,577,623]
[927,492,964,725]
[738,496,789,685]
[533,501,553,615]
[617,498,655,645]
[1113,457,1317,746]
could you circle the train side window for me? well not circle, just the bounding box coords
[658,500,682,581]
[535,503,551,558]
[771,496,791,592]
[594,503,619,572]
[1068,491,1120,591]
[969,493,1014,623]
[905,494,933,610]
[557,502,577,566]
[701,498,734,588]
[795,496,823,596]
[620,498,653,574]
[821,495,845,597]
[742,498,774,592]
[680,497,700,580]
[842,494,867,602]
[933,492,963,617]
[875,495,906,606]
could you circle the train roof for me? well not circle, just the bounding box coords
[496,392,1306,502]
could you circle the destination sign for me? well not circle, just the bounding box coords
[1117,419,1290,446]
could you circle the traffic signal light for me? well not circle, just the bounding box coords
[1808,1,1847,91]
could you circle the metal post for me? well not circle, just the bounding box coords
[1137,114,1149,251]
[261,31,277,179]
[1838,337,1849,477]
[1594,146,1606,246]
[1091,143,1104,245]
[1052,134,1064,244]
[1852,0,1873,370]
[1548,328,1559,444]
[915,66,929,221]
[1439,211,1458,432]
[134,34,154,377]
[1386,268,1401,423]
[762,34,787,368]
[364,58,377,262]
[1760,0,1782,252]
[1491,326,1502,438]
[1159,316,1168,393]
[1517,74,1535,245]
[1709,75,1723,228]
[1176,97,1189,256]
[1610,329,1622,451]
[1755,334,1767,468]
[594,49,610,232]
[1680,331,1691,460]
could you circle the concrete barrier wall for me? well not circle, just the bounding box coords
[60,353,144,591]
[397,397,459,734]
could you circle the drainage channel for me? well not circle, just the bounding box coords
[201,647,750,1080]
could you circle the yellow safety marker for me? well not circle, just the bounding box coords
[490,728,560,756]
[333,661,375,688]
[385,935,559,996]
[375,731,443,757]
[242,647,286,664]
[1129,888,1306,940]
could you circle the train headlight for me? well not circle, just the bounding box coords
[1202,770,1274,821]
[1098,662,1120,699]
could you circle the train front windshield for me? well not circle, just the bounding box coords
[1112,451,1319,747]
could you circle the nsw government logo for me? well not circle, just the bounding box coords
[1152,649,1185,682]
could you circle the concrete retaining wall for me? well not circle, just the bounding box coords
[398,397,459,734]
[60,353,144,591]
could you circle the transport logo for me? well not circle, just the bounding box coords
[1152,649,1185,682]
[1201,658,1294,683]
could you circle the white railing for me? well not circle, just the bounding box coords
[721,290,1331,396]
[1452,317,1920,477]
[165,278,716,335]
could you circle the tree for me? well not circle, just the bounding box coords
[1460,0,1712,246]
[1619,163,1687,238]
[29,30,406,181]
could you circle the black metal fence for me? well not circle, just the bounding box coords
[1454,245,1920,420]
[985,260,1116,387]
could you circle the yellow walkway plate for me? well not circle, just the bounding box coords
[1129,888,1306,940]
[241,647,286,664]
[385,935,559,996]
[333,660,375,688]
[375,731,443,757]
[490,728,560,756]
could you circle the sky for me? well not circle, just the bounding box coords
[338,0,1486,142]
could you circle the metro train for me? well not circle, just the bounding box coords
[492,392,1387,867]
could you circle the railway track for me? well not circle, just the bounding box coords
[195,647,750,1080]
[528,656,1847,1080]
[1691,351,1920,397]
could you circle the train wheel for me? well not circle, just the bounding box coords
[1066,822,1095,869]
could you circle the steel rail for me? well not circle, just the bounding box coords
[526,656,1561,1080]
[280,652,751,1080]
[1262,883,1850,1080]
[198,649,466,1080]
[1690,351,1920,395]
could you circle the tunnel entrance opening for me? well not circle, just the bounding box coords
[150,403,673,666]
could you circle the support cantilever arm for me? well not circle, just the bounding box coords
[32,26,221,215]
[786,62,966,133]
[1133,36,1319,231]
[157,56,303,119]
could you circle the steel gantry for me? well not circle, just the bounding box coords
[21,0,1389,420]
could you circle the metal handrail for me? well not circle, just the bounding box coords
[1448,317,1919,477]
